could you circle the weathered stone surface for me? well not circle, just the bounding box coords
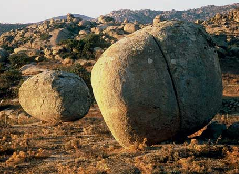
[98,15,115,24]
[62,58,75,65]
[14,47,40,57]
[0,48,9,62]
[91,21,222,147]
[19,70,91,122]
[78,20,91,27]
[50,28,73,46]
[153,15,166,25]
[124,23,140,33]
[79,30,90,35]
[20,64,46,76]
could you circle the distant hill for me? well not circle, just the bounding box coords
[0,23,29,36]
[107,3,239,24]
[1,3,239,37]
[50,14,93,21]
[0,14,93,36]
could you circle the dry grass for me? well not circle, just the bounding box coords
[1,60,239,173]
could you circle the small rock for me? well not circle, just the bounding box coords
[224,122,239,139]
[4,110,14,116]
[124,23,140,34]
[18,112,30,120]
[153,15,166,25]
[8,114,18,119]
[62,58,75,65]
[20,64,46,76]
[200,121,227,139]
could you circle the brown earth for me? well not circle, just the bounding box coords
[0,58,239,174]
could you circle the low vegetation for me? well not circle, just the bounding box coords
[0,68,22,99]
[8,53,35,68]
[59,34,110,60]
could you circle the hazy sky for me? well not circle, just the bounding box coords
[0,0,238,23]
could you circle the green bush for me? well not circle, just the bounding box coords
[8,53,34,68]
[59,34,110,59]
[40,33,51,40]
[1,44,14,54]
[0,69,22,98]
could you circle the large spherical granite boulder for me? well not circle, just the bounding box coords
[19,70,91,122]
[91,21,222,147]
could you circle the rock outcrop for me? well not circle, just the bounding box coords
[153,15,166,25]
[204,8,239,59]
[123,23,140,33]
[50,28,73,46]
[107,4,239,24]
[19,70,91,122]
[91,21,222,147]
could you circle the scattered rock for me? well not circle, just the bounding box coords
[91,27,103,34]
[75,59,96,66]
[52,46,65,55]
[50,28,73,46]
[78,20,92,27]
[79,30,89,35]
[35,56,45,62]
[62,58,75,65]
[224,122,239,139]
[20,64,46,76]
[124,23,140,33]
[200,121,227,139]
[91,21,222,147]
[67,13,75,22]
[14,47,41,57]
[19,70,91,122]
[153,15,166,25]
[98,15,115,24]
[18,112,30,120]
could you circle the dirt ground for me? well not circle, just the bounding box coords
[1,58,239,174]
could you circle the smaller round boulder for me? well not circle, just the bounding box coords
[19,70,91,122]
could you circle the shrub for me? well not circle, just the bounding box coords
[1,44,14,54]
[40,33,51,40]
[59,34,110,59]
[8,53,34,68]
[0,69,22,98]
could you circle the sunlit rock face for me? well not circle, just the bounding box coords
[91,21,222,147]
[19,70,91,122]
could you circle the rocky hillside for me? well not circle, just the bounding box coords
[0,15,92,37]
[0,23,29,36]
[0,13,142,68]
[107,3,239,23]
[203,8,239,60]
[48,14,92,21]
